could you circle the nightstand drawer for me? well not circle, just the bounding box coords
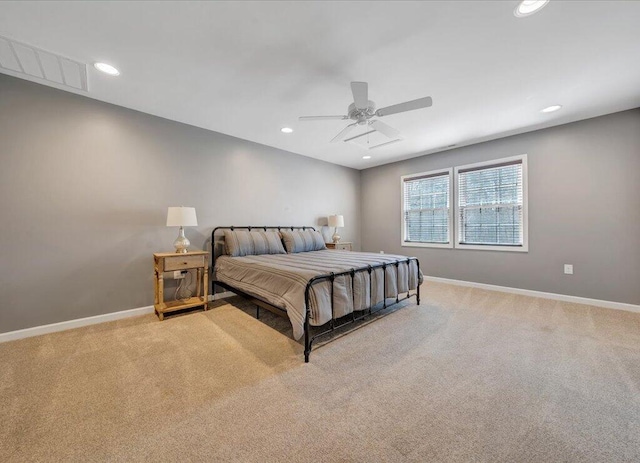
[326,242,353,251]
[164,255,205,271]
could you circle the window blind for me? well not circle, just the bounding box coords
[458,161,523,246]
[403,172,450,243]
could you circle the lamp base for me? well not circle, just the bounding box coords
[173,226,190,253]
[332,229,341,244]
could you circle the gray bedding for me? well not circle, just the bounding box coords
[214,250,421,340]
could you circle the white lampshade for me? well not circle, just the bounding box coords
[166,207,198,227]
[328,215,344,228]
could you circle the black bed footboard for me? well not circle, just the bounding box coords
[303,258,420,362]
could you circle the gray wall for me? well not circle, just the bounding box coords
[0,74,360,333]
[2,72,638,334]
[362,109,640,305]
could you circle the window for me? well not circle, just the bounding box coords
[401,169,453,248]
[455,155,528,251]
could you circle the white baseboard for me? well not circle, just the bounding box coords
[209,291,236,301]
[424,276,640,314]
[0,291,239,344]
[0,291,240,344]
[6,279,633,344]
[0,305,155,343]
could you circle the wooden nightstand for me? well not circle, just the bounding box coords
[153,250,209,320]
[326,242,353,251]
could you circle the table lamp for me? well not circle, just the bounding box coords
[166,206,197,253]
[328,214,344,243]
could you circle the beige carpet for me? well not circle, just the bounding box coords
[1,282,639,462]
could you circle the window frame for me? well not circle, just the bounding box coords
[454,154,528,252]
[400,167,454,249]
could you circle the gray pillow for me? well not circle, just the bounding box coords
[280,229,327,253]
[223,230,286,257]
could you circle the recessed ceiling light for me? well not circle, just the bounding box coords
[541,104,562,113]
[514,0,549,18]
[362,155,371,160]
[94,62,120,76]
[280,127,293,133]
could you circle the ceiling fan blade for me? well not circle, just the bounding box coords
[369,139,403,150]
[299,115,348,121]
[351,82,369,110]
[375,96,433,117]
[331,123,357,143]
[344,129,375,143]
[371,120,401,139]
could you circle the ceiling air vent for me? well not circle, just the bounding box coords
[0,35,88,91]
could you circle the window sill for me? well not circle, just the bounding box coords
[401,241,453,249]
[455,243,529,252]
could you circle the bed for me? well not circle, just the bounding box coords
[211,226,422,362]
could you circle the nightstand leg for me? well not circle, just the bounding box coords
[158,272,164,321]
[196,268,202,299]
[203,264,209,310]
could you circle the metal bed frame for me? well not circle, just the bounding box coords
[211,226,420,362]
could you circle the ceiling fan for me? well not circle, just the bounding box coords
[299,82,433,149]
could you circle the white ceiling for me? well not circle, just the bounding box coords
[1,1,639,170]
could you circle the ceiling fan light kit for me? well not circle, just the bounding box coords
[299,81,433,149]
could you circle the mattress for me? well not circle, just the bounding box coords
[214,249,421,340]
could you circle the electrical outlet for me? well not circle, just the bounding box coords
[564,264,574,275]
[173,270,186,279]
[380,251,385,254]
